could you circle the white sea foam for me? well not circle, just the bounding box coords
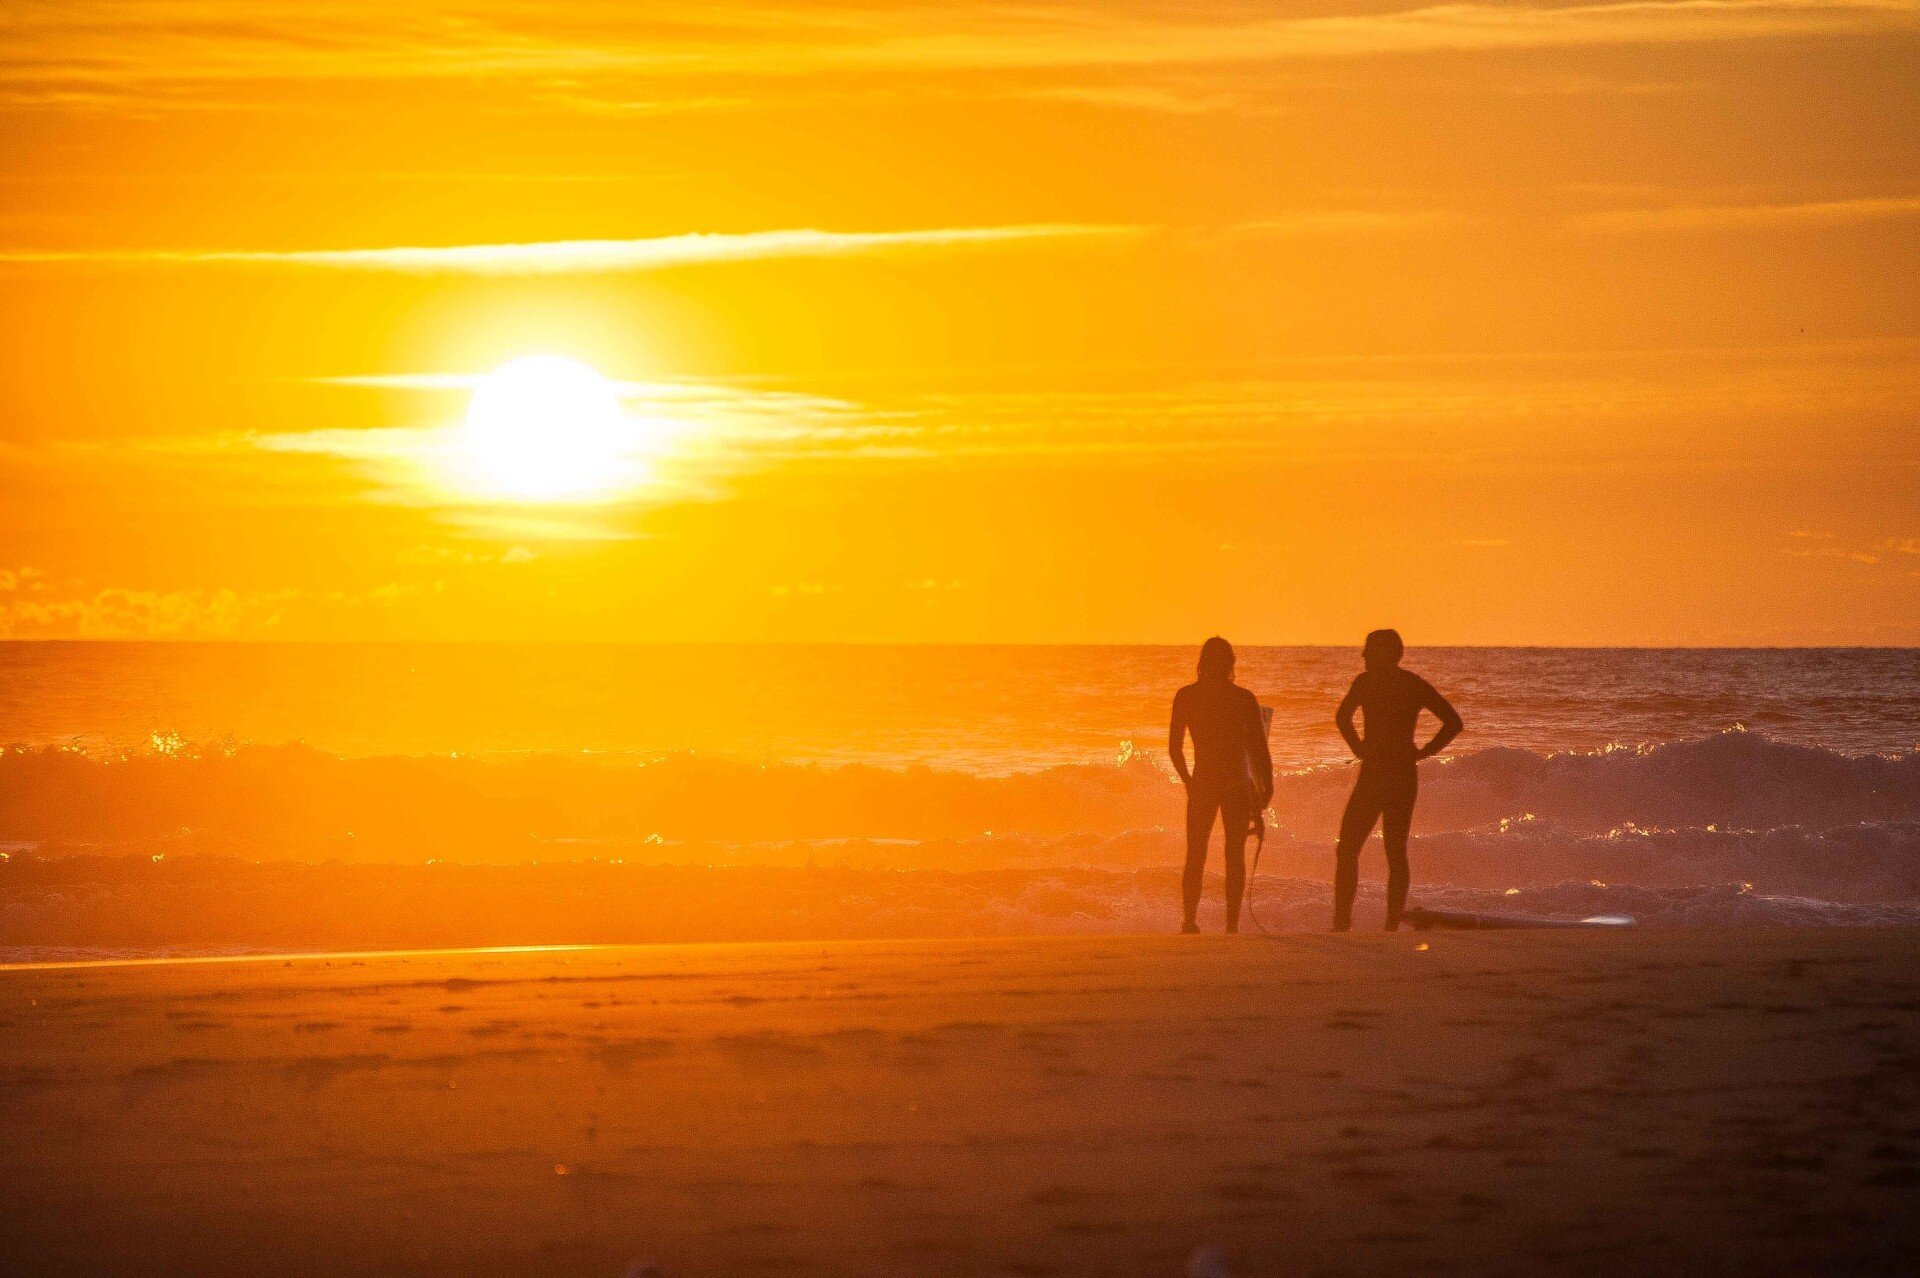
[2,730,1918,950]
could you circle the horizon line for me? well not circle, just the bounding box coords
[0,638,1912,651]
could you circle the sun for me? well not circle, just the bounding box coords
[463,355,627,498]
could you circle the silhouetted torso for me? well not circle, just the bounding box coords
[1332,650,1462,932]
[1171,679,1265,788]
[1171,671,1272,934]
[1346,667,1446,767]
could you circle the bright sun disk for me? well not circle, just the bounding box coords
[463,355,626,498]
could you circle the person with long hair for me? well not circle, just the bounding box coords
[1168,637,1273,933]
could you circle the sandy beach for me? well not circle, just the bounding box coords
[5,928,1918,1276]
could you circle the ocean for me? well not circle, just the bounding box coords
[3,643,1918,957]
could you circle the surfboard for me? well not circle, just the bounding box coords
[1245,704,1274,835]
[1401,908,1636,931]
[1242,705,1277,933]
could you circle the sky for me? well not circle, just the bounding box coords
[0,0,1916,644]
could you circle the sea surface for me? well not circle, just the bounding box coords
[2,643,1917,955]
[4,642,1917,769]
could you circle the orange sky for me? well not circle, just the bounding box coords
[1,0,1916,643]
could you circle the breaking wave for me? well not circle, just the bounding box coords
[2,727,1914,849]
[3,729,1918,952]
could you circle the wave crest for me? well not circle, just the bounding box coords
[4,728,1913,853]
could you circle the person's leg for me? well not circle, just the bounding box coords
[1332,775,1383,932]
[1221,793,1250,933]
[1380,766,1418,930]
[1183,786,1218,932]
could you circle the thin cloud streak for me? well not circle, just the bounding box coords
[311,373,860,416]
[0,224,1145,273]
[0,0,1912,106]
[1569,195,1920,231]
[1231,210,1461,235]
[261,352,1920,483]
[856,0,1920,70]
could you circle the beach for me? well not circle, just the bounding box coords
[6,928,1918,1276]
[6,0,1917,1265]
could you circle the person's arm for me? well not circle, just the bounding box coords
[1416,681,1463,760]
[1246,696,1274,807]
[1335,677,1365,760]
[1168,689,1192,787]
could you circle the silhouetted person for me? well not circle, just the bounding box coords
[1170,637,1273,933]
[1332,630,1462,931]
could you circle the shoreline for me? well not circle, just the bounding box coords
[0,941,605,973]
[3,915,1917,972]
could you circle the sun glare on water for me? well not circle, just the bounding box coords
[463,355,629,499]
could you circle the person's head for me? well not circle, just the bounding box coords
[1197,636,1236,683]
[1363,628,1404,672]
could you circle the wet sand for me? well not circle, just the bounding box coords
[5,929,1919,1276]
